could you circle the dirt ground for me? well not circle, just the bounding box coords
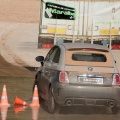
[0,0,40,77]
[0,0,39,23]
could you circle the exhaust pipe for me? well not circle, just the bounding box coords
[66,100,72,106]
[108,101,115,108]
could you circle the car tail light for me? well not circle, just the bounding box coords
[112,73,120,85]
[59,71,69,83]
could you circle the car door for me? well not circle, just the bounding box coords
[40,46,60,100]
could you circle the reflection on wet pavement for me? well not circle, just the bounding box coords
[0,105,40,120]
[31,106,39,120]
[0,106,9,120]
[0,103,120,120]
[14,105,28,114]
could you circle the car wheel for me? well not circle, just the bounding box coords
[48,87,61,114]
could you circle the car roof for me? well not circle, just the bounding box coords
[57,43,109,51]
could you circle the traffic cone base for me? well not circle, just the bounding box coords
[30,85,40,107]
[14,97,28,106]
[0,85,10,107]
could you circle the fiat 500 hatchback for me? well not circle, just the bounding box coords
[33,43,120,114]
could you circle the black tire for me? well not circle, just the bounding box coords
[47,87,61,114]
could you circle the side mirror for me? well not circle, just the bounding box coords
[35,56,44,66]
[35,56,44,62]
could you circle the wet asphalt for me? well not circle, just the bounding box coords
[0,77,120,120]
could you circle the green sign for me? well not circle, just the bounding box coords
[44,2,76,20]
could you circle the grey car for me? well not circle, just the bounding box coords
[33,43,120,114]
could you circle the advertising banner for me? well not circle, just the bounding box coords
[45,2,76,20]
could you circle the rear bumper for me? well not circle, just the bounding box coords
[53,83,120,107]
[58,98,116,107]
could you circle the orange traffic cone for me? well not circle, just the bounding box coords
[14,97,28,106]
[30,85,40,107]
[31,106,39,120]
[0,106,8,120]
[0,85,10,107]
[14,105,28,114]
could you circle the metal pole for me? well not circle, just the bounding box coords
[72,0,76,43]
[109,8,115,50]
[72,18,75,43]
[109,19,112,50]
[77,1,80,39]
[86,2,89,40]
[82,1,85,41]
[91,2,94,44]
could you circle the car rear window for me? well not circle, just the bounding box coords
[72,52,107,62]
[65,50,113,67]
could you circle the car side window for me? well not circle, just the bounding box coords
[44,46,60,63]
[52,47,60,63]
[44,48,54,62]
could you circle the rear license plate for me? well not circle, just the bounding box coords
[77,77,103,84]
